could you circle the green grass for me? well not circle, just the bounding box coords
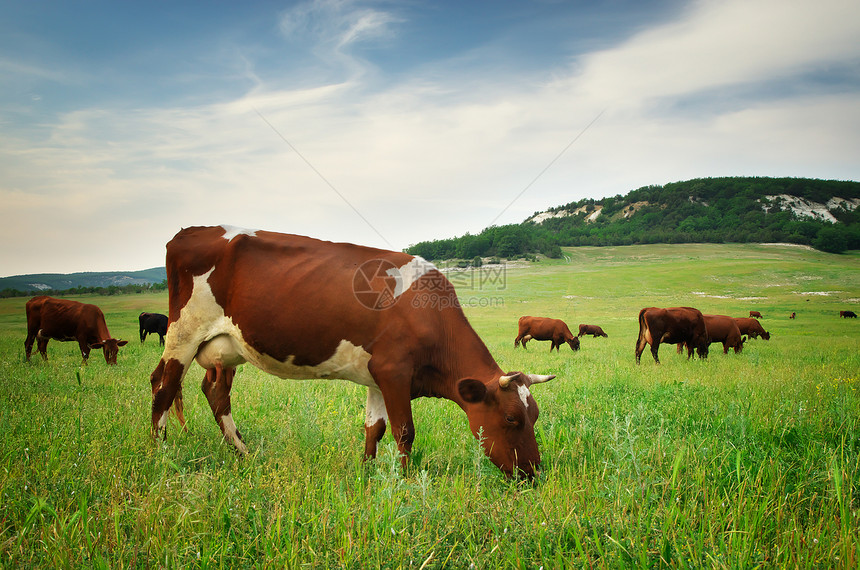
[1,243,858,567]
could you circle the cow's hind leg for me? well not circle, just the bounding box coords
[634,335,648,364]
[150,357,188,440]
[24,332,36,362]
[201,363,247,454]
[650,342,661,364]
[36,336,49,361]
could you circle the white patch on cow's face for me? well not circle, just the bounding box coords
[517,384,531,409]
[388,256,437,298]
[220,225,258,241]
[157,410,169,429]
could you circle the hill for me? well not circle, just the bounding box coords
[406,177,860,260]
[0,267,166,296]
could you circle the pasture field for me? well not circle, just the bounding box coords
[0,243,858,568]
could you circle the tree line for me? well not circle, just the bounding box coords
[406,177,860,260]
[0,281,168,299]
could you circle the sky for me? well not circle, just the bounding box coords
[2,0,859,276]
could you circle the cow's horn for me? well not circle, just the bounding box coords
[499,374,516,388]
[528,374,555,385]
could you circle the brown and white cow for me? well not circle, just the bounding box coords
[149,226,555,479]
[577,324,608,338]
[514,316,580,352]
[635,307,708,364]
[749,311,763,319]
[703,315,746,354]
[734,317,771,340]
[789,312,796,319]
[25,296,128,365]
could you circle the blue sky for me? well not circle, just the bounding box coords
[2,0,859,275]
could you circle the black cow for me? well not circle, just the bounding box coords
[139,312,168,345]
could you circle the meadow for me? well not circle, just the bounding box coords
[0,243,858,568]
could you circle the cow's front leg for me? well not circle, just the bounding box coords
[363,387,388,460]
[201,363,246,454]
[370,363,415,470]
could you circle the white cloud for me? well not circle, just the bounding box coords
[570,0,860,109]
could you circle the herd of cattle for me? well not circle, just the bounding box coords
[17,226,859,479]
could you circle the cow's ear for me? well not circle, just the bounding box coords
[89,341,104,349]
[117,340,129,347]
[458,378,487,403]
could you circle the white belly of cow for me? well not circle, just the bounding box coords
[194,334,375,386]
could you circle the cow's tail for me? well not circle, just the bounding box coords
[635,308,651,363]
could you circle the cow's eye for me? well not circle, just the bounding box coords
[505,414,518,425]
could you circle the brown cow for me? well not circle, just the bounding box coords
[515,316,580,351]
[577,324,608,338]
[734,317,771,340]
[789,312,795,319]
[703,315,746,354]
[749,311,763,319]
[149,226,555,479]
[840,310,857,318]
[635,307,709,364]
[25,296,128,365]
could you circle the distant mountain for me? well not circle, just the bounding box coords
[0,267,166,294]
[406,177,860,259]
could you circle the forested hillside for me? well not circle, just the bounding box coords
[406,177,860,260]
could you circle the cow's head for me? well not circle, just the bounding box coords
[457,372,554,479]
[567,337,580,351]
[761,330,771,340]
[90,339,128,365]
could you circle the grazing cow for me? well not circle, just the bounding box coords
[635,307,709,364]
[789,312,796,319]
[149,226,555,479]
[24,296,128,365]
[703,315,746,354]
[577,324,608,338]
[139,312,168,345]
[749,311,763,319]
[514,316,580,352]
[840,310,857,318]
[734,317,771,340]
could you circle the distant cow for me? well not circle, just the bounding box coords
[703,315,746,354]
[789,312,795,319]
[515,316,580,352]
[840,310,857,318]
[734,317,770,340]
[635,307,708,364]
[139,312,168,345]
[578,324,608,338]
[25,296,128,365]
[749,311,763,319]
